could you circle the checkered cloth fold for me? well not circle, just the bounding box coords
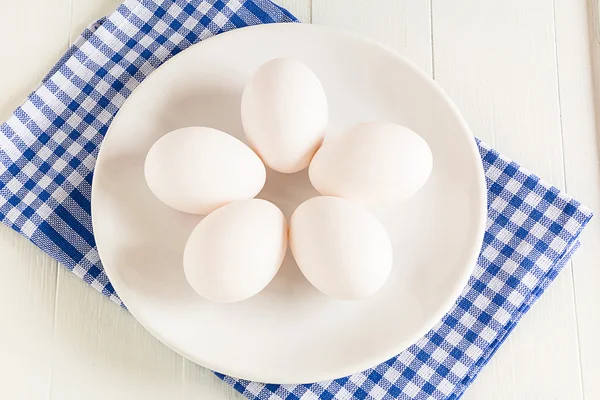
[0,1,592,399]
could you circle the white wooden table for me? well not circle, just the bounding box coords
[1,1,598,399]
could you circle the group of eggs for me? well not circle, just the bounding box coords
[144,58,433,303]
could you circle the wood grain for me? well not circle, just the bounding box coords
[588,0,600,140]
[556,1,600,399]
[312,0,432,75]
[0,228,58,399]
[184,363,244,400]
[50,271,183,400]
[0,0,68,398]
[275,0,311,23]
[432,1,583,399]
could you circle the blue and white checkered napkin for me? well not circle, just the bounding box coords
[0,1,592,399]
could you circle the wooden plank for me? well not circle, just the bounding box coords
[0,228,58,399]
[184,364,244,400]
[0,0,68,398]
[588,0,600,132]
[50,270,184,400]
[276,0,312,23]
[431,1,583,399]
[555,1,600,398]
[312,0,432,74]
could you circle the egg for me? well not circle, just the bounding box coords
[183,199,288,303]
[241,57,328,174]
[289,196,393,300]
[309,122,433,206]
[144,127,266,214]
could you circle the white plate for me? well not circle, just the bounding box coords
[92,23,487,384]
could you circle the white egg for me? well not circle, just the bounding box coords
[289,196,393,300]
[144,127,266,214]
[241,57,328,174]
[309,122,433,206]
[183,199,287,303]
